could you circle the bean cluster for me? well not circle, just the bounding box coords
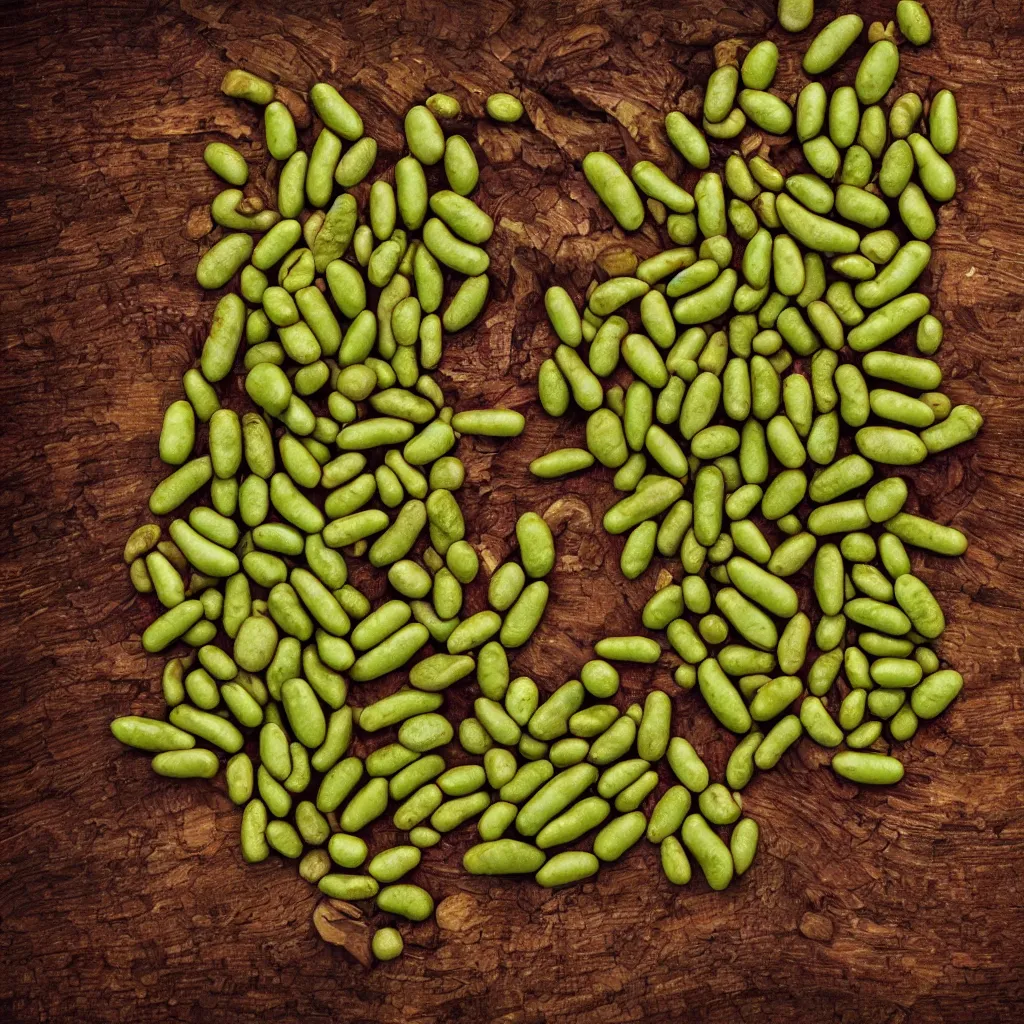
[114,1,978,961]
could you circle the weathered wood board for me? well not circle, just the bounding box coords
[2,0,1024,1021]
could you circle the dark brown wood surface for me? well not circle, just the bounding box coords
[2,0,1024,1021]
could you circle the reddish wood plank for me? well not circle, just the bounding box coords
[1,1,1023,1021]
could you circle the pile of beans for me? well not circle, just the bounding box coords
[114,0,978,961]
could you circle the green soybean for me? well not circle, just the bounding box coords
[832,751,904,785]
[665,112,710,169]
[463,839,546,876]
[681,814,733,890]
[583,152,644,231]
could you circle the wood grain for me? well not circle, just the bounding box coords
[2,1,1024,1021]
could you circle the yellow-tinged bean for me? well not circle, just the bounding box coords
[897,2,932,46]
[426,93,461,119]
[484,91,524,123]
[124,524,161,564]
[220,68,274,104]
[370,927,404,962]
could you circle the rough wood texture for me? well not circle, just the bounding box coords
[2,0,1023,1021]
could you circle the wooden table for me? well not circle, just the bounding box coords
[3,1,1023,1020]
